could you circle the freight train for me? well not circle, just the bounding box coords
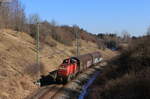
[36,52,103,85]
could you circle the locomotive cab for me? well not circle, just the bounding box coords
[57,57,79,82]
[62,58,70,65]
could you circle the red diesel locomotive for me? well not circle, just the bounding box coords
[56,51,103,82]
[36,52,103,86]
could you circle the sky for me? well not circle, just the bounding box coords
[20,0,150,36]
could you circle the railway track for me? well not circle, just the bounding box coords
[26,61,107,99]
[26,84,63,99]
[52,61,107,99]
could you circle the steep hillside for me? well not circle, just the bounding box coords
[86,36,150,99]
[0,29,117,99]
[0,29,36,99]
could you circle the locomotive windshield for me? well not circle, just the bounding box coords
[63,59,69,64]
[62,58,78,65]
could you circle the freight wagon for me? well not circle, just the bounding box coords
[56,52,102,82]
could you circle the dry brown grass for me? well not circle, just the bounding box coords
[86,36,150,99]
[0,29,116,99]
[100,68,150,99]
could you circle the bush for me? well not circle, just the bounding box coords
[105,40,118,50]
[101,68,150,99]
[96,33,120,50]
[45,40,57,47]
[86,36,150,99]
[24,63,45,79]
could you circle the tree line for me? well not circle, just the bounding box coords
[1,0,149,50]
[0,0,127,49]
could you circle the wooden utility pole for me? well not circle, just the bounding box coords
[36,22,40,75]
[76,29,79,57]
[74,25,80,57]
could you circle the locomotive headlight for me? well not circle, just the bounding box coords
[34,80,41,86]
[59,66,67,70]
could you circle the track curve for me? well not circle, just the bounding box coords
[25,84,63,99]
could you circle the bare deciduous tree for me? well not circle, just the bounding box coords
[121,30,131,42]
[0,0,26,31]
[147,26,150,36]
